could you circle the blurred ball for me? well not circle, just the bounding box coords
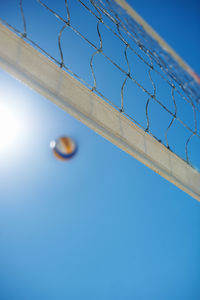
[50,136,77,161]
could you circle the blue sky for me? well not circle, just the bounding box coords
[0,1,200,299]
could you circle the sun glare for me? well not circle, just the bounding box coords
[0,104,21,151]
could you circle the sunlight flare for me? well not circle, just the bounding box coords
[0,104,21,151]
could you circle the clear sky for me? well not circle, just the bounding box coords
[0,1,200,299]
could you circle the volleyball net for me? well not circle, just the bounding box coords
[0,0,200,200]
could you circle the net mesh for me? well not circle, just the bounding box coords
[0,0,200,169]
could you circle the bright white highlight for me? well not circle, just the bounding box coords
[0,104,21,151]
